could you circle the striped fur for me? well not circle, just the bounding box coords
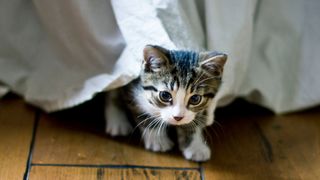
[118,45,227,161]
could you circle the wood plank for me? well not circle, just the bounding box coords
[256,109,320,179]
[32,95,197,167]
[204,101,320,180]
[203,116,273,180]
[0,95,36,180]
[29,166,200,180]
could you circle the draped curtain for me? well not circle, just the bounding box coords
[1,0,319,113]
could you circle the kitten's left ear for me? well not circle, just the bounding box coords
[143,45,170,73]
[200,52,227,77]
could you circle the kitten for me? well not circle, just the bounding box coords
[105,45,227,162]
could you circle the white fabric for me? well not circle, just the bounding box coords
[1,0,320,113]
[0,84,9,97]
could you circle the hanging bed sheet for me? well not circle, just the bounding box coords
[0,0,320,114]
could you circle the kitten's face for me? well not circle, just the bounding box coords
[135,45,227,126]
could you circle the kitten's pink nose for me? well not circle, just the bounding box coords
[173,116,184,121]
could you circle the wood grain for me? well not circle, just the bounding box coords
[257,110,320,179]
[0,96,35,180]
[29,166,200,180]
[24,95,320,179]
[204,102,320,180]
[32,96,197,167]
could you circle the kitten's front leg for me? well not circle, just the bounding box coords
[105,90,133,136]
[141,127,174,152]
[206,100,217,126]
[178,127,211,162]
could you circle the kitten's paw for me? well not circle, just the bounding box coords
[105,93,133,137]
[145,137,174,152]
[106,118,133,137]
[105,108,133,137]
[183,143,211,162]
[143,130,174,152]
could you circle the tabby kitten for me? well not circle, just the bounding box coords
[105,45,227,162]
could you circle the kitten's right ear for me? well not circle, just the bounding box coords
[143,45,170,73]
[199,52,227,77]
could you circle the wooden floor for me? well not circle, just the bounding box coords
[1,93,320,180]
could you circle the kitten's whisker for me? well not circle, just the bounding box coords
[157,120,164,147]
[206,125,222,145]
[163,122,168,135]
[195,114,210,127]
[133,115,161,136]
[185,121,195,131]
[154,119,163,146]
[189,121,197,132]
[143,119,157,135]
[200,117,224,135]
[161,121,167,135]
[153,119,160,134]
[194,118,207,131]
[134,114,160,130]
[141,118,159,142]
[213,120,223,129]
[211,121,225,139]
[203,127,215,147]
[137,112,149,119]
[157,120,163,138]
[133,119,149,132]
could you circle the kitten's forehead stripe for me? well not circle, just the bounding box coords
[169,50,199,79]
[186,76,195,91]
[190,84,196,93]
[191,69,197,77]
[163,81,169,89]
[170,78,175,91]
[186,69,197,89]
[170,67,177,74]
[171,76,180,91]
[175,77,180,89]
[169,50,199,67]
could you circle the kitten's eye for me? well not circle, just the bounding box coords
[159,91,172,102]
[189,94,202,105]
